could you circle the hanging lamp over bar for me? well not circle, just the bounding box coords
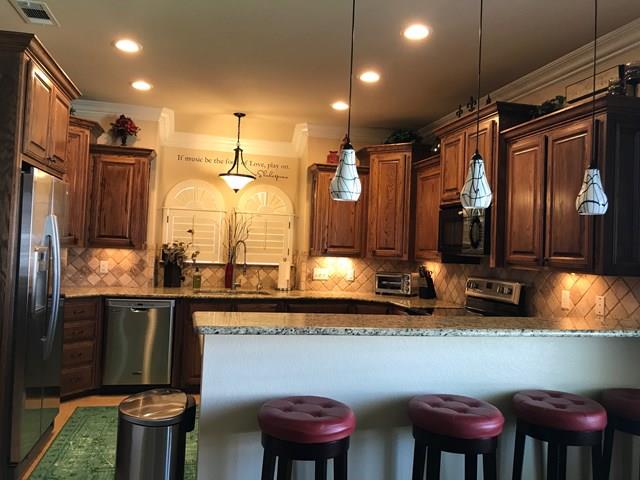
[576,0,608,215]
[330,0,361,202]
[460,0,493,209]
[219,112,256,192]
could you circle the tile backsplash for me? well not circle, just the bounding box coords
[63,248,155,288]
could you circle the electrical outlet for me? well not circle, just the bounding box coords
[345,268,355,282]
[312,267,330,281]
[595,295,605,316]
[561,290,572,310]
[99,260,109,274]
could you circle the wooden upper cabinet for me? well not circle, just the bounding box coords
[87,145,154,249]
[309,164,369,257]
[412,157,441,261]
[465,119,496,189]
[63,117,104,246]
[22,61,75,176]
[439,131,466,204]
[545,119,593,271]
[504,135,546,268]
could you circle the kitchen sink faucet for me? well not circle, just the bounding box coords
[232,240,247,290]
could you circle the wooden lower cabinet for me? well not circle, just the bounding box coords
[61,298,102,398]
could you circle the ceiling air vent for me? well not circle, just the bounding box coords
[9,0,59,26]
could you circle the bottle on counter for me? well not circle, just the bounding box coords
[192,267,202,290]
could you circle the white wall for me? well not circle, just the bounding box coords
[199,335,640,479]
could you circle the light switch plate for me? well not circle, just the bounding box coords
[561,290,572,310]
[313,267,330,281]
[99,260,109,274]
[345,268,355,282]
[595,296,605,316]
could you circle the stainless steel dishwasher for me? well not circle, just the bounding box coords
[103,299,175,386]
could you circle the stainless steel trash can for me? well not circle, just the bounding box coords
[115,388,196,480]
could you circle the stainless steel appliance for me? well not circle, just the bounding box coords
[103,299,175,386]
[438,206,490,257]
[10,168,67,468]
[464,277,526,316]
[375,272,420,296]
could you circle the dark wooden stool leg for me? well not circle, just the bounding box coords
[482,451,498,480]
[512,425,526,480]
[425,448,441,480]
[411,439,426,480]
[464,454,477,480]
[261,448,277,480]
[602,424,614,480]
[547,443,559,480]
[315,459,327,480]
[592,442,603,480]
[334,451,348,480]
[558,445,567,480]
[276,457,292,480]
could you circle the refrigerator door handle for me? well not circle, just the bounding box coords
[43,214,61,359]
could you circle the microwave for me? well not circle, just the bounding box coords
[375,272,420,296]
[439,206,490,257]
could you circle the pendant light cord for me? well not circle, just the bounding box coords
[475,0,483,154]
[590,0,598,168]
[236,115,241,148]
[346,0,356,143]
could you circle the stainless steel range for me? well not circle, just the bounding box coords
[464,277,527,316]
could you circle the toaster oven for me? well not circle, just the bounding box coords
[374,272,420,296]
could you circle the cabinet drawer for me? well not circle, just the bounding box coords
[62,341,94,368]
[61,364,94,396]
[63,320,96,343]
[64,299,99,321]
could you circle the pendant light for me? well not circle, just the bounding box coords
[575,0,608,215]
[460,0,493,209]
[329,0,362,202]
[219,112,256,192]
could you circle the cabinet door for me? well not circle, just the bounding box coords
[47,88,71,174]
[440,131,466,204]
[88,154,150,249]
[309,171,331,256]
[367,152,410,259]
[326,173,367,256]
[504,135,546,267]
[63,125,90,245]
[545,120,593,271]
[23,64,54,165]
[465,119,496,189]
[414,162,441,260]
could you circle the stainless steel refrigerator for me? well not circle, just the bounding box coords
[10,168,66,469]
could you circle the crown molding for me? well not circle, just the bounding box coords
[72,99,165,121]
[306,123,392,144]
[419,17,640,137]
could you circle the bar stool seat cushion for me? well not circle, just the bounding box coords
[602,388,640,421]
[408,394,504,440]
[513,389,606,432]
[258,395,356,444]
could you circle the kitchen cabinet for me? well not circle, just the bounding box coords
[502,96,640,275]
[61,298,102,398]
[309,163,369,257]
[22,63,74,176]
[412,156,441,261]
[87,145,155,249]
[63,117,104,246]
[439,131,466,204]
[359,143,428,260]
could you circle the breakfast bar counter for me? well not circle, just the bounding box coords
[194,312,640,479]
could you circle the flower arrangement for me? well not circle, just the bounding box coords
[110,114,140,146]
[161,229,200,287]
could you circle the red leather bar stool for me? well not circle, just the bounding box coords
[601,388,640,479]
[258,395,356,480]
[511,390,607,480]
[408,394,505,480]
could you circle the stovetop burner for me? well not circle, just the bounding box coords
[464,277,527,316]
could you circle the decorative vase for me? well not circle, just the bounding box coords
[163,261,182,287]
[224,262,234,289]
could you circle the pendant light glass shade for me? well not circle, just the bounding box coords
[576,168,608,215]
[330,144,361,201]
[461,151,492,209]
[219,113,256,193]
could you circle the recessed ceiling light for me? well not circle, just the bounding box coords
[131,80,152,91]
[114,38,142,53]
[331,101,349,111]
[359,71,380,83]
[403,24,430,41]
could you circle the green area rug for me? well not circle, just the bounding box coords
[29,406,198,479]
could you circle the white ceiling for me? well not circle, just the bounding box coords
[1,0,639,134]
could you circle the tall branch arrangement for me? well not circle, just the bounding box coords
[223,210,251,263]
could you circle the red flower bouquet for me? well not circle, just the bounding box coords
[110,114,140,146]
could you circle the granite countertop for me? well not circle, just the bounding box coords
[62,287,460,310]
[193,311,640,338]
